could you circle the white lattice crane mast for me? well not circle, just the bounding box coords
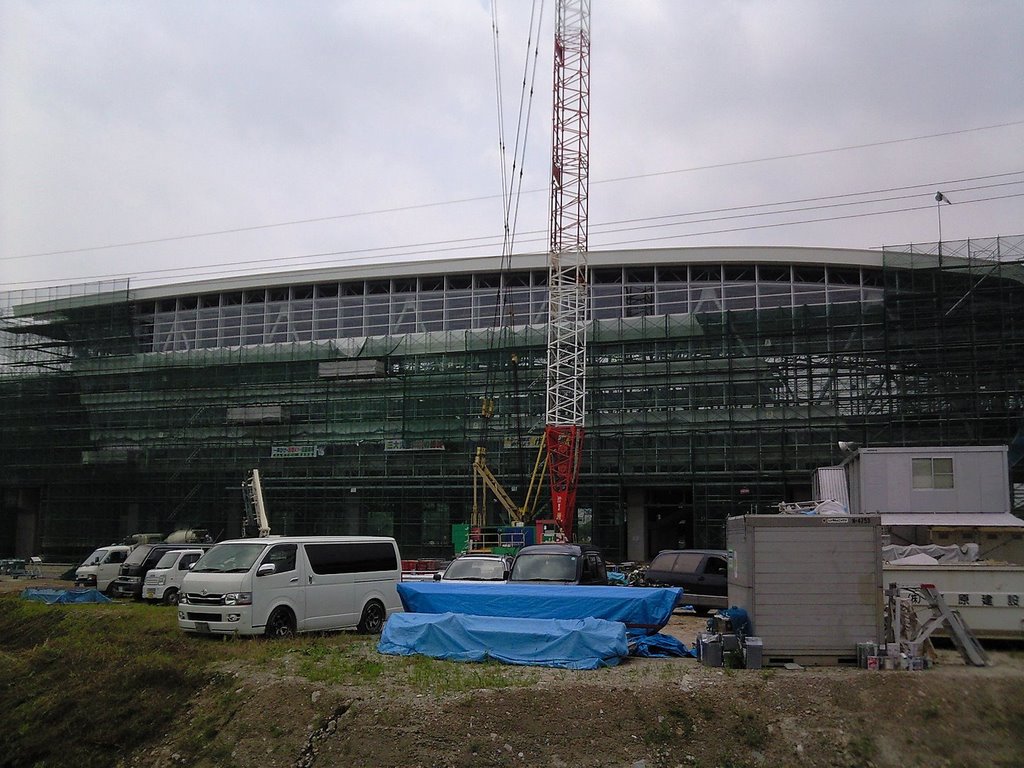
[544,0,590,539]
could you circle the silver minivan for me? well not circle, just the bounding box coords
[177,536,402,637]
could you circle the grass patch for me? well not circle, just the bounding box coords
[848,733,877,763]
[645,703,696,745]
[294,640,385,684]
[403,654,537,694]
[732,707,770,749]
[0,595,241,768]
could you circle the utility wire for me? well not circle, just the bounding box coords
[5,120,1023,262]
[8,187,1022,289]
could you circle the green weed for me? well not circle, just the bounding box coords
[404,654,536,694]
[295,642,385,684]
[0,596,231,768]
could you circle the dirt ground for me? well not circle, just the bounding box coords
[137,611,1024,768]
[8,574,1024,768]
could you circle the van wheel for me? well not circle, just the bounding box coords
[357,600,386,634]
[164,588,179,606]
[266,607,296,638]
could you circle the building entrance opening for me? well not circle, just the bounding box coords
[645,486,691,560]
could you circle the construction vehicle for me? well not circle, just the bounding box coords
[473,0,591,541]
[242,469,271,538]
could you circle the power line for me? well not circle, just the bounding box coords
[8,186,1022,289]
[5,120,1023,262]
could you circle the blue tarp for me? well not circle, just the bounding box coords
[20,588,112,605]
[378,611,629,669]
[396,582,682,634]
[628,629,695,658]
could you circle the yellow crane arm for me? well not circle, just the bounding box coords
[472,445,548,527]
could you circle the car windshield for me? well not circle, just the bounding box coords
[81,548,106,566]
[443,557,507,581]
[192,543,267,574]
[510,554,577,582]
[123,545,152,567]
[154,551,180,569]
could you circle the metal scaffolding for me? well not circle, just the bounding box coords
[1,236,1022,561]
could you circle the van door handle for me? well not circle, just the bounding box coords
[290,577,299,583]
[308,575,313,584]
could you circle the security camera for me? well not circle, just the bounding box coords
[838,441,860,453]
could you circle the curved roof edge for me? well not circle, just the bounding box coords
[128,244,890,302]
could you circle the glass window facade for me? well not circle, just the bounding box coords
[137,265,884,353]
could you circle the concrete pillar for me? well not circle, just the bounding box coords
[626,487,646,562]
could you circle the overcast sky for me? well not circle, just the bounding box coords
[2,0,1022,292]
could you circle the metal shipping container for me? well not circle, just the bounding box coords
[727,514,884,665]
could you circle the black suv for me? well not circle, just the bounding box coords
[110,542,213,599]
[508,543,608,585]
[642,549,728,615]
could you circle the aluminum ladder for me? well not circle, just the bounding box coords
[889,582,990,667]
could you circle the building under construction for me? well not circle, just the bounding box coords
[2,235,1023,561]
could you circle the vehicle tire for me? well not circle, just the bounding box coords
[265,607,296,638]
[164,588,179,606]
[357,600,386,634]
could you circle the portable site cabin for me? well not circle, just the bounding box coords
[837,445,1024,562]
[727,514,884,666]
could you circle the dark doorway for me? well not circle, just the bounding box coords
[645,486,691,559]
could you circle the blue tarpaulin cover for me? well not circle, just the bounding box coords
[396,582,682,634]
[378,611,629,669]
[20,588,112,604]
[628,630,695,658]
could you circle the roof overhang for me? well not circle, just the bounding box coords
[880,513,1024,528]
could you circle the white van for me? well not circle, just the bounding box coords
[75,544,132,594]
[142,548,204,604]
[177,536,402,637]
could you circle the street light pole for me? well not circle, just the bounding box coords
[935,191,952,250]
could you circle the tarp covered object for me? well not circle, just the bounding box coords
[378,612,629,669]
[396,582,681,634]
[20,588,112,604]
[628,630,695,658]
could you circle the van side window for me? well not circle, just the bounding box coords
[650,553,678,571]
[304,542,397,575]
[107,551,127,564]
[179,553,202,570]
[263,544,297,574]
[706,556,727,576]
[672,552,704,573]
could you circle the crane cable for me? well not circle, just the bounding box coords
[481,0,547,504]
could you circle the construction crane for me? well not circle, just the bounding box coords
[544,0,590,539]
[471,0,590,539]
[242,469,271,538]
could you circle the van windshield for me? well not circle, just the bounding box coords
[81,548,107,566]
[192,543,268,573]
[509,554,578,582]
[154,551,180,569]
[123,545,152,567]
